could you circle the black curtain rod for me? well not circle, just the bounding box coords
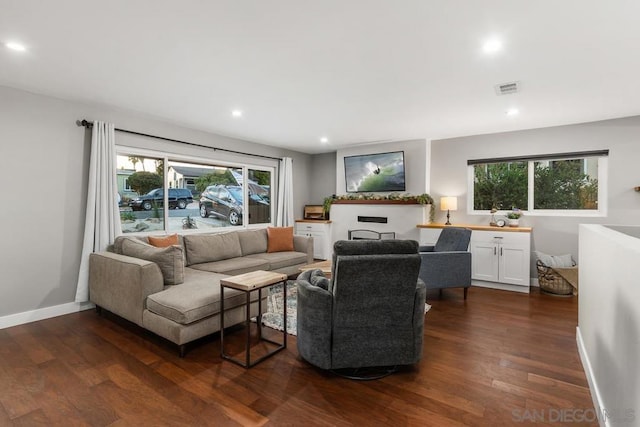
[77,119,282,161]
[467,149,609,165]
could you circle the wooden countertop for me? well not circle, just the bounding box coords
[417,223,532,233]
[295,219,332,224]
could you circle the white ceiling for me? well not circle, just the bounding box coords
[2,1,640,154]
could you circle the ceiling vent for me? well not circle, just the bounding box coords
[495,81,520,95]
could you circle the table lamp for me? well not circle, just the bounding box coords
[440,196,457,225]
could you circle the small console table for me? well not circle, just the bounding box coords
[220,270,288,368]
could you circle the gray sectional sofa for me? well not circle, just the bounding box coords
[89,228,313,356]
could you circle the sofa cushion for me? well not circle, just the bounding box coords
[247,251,308,270]
[183,232,242,266]
[121,238,185,285]
[189,257,270,276]
[112,235,148,254]
[238,229,268,255]
[145,268,257,325]
[148,233,179,248]
[267,226,294,253]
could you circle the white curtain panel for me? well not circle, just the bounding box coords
[75,121,121,302]
[276,157,294,226]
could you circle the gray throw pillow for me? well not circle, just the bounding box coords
[535,251,574,268]
[121,238,185,285]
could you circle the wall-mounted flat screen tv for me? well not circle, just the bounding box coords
[344,151,406,193]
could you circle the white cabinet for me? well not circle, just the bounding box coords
[419,225,531,293]
[294,221,332,260]
[470,232,530,290]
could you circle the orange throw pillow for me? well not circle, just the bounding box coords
[267,227,294,253]
[148,234,179,248]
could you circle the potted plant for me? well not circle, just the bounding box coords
[182,215,197,229]
[506,208,523,227]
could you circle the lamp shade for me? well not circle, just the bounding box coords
[440,196,458,211]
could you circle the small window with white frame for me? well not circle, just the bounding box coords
[468,150,608,216]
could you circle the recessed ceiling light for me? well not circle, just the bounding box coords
[320,137,329,144]
[506,108,519,117]
[231,110,243,118]
[482,38,502,54]
[5,42,26,52]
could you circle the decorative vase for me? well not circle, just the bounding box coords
[508,218,519,227]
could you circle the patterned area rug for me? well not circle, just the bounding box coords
[261,280,298,335]
[261,281,431,336]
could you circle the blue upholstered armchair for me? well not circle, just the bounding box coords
[419,227,472,299]
[296,240,426,377]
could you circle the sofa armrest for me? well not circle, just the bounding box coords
[293,235,314,264]
[296,279,333,369]
[89,252,165,326]
[418,251,472,289]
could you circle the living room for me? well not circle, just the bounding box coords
[2,1,639,425]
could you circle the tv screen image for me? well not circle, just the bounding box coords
[344,151,406,193]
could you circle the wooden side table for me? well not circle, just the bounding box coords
[220,270,288,368]
[298,259,332,279]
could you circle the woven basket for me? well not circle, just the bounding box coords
[536,260,574,295]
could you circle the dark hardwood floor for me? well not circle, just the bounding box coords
[0,287,596,426]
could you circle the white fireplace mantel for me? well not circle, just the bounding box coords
[329,203,428,244]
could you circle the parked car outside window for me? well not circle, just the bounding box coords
[199,185,270,225]
[129,188,194,211]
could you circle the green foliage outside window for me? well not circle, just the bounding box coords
[195,169,236,193]
[128,171,163,195]
[473,157,599,211]
[250,170,271,186]
[534,159,598,209]
[473,162,528,210]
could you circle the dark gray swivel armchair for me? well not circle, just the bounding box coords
[296,240,426,378]
[419,227,472,299]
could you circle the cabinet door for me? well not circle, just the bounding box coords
[295,223,330,260]
[470,241,499,282]
[499,244,529,286]
[310,231,326,259]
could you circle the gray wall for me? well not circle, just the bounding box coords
[0,85,311,318]
[303,139,431,211]
[308,152,337,204]
[430,116,640,277]
[336,139,430,195]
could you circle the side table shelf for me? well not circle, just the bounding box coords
[219,270,288,368]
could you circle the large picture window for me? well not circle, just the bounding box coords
[469,150,608,216]
[116,151,274,234]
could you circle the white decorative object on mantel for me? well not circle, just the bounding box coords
[422,204,432,224]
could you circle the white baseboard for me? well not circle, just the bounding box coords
[471,280,530,293]
[0,301,95,330]
[576,326,607,427]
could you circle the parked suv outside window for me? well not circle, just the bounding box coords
[129,188,194,211]
[199,185,269,225]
